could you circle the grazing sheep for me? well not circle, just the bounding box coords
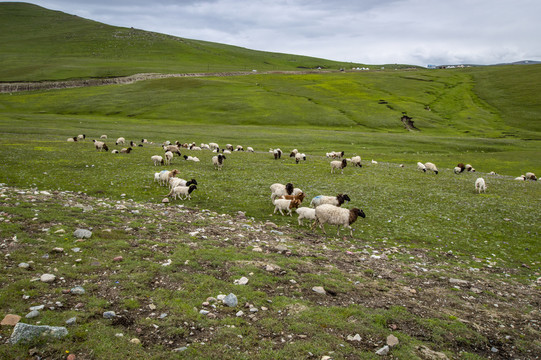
[111,149,119,154]
[424,162,438,174]
[190,145,202,151]
[331,159,347,174]
[166,184,197,200]
[350,156,362,167]
[310,194,351,208]
[273,198,301,216]
[453,166,463,174]
[212,154,226,170]
[525,172,537,181]
[77,134,85,141]
[280,191,306,204]
[270,182,304,201]
[295,207,316,226]
[456,163,466,173]
[184,155,200,162]
[209,142,219,150]
[326,151,344,159]
[93,140,108,151]
[151,155,164,166]
[158,169,179,186]
[235,145,244,151]
[116,137,125,145]
[514,175,526,181]
[465,164,475,172]
[489,171,497,175]
[222,149,231,154]
[295,152,306,164]
[154,172,161,183]
[164,151,174,165]
[141,139,149,144]
[67,137,77,142]
[273,149,282,159]
[163,145,181,156]
[100,135,107,139]
[475,178,486,193]
[417,162,427,172]
[290,149,298,157]
[120,147,132,154]
[312,204,366,237]
[226,144,234,151]
[169,178,197,189]
[200,143,210,150]
[247,146,254,152]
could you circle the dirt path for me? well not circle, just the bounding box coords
[0,70,323,93]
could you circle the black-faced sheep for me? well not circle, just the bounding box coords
[350,156,362,167]
[93,140,108,151]
[169,178,197,189]
[312,204,366,237]
[424,162,438,174]
[330,159,347,174]
[163,145,181,156]
[525,172,537,181]
[166,184,197,200]
[151,155,164,166]
[247,147,254,152]
[120,147,132,153]
[417,162,426,172]
[310,194,351,208]
[116,137,125,145]
[475,178,486,193]
[77,134,85,141]
[270,183,303,200]
[295,152,306,164]
[67,137,77,142]
[212,154,226,170]
[273,149,282,159]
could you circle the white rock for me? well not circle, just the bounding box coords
[312,286,326,294]
[234,277,249,285]
[40,274,56,283]
[376,345,390,355]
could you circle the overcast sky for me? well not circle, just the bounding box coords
[13,0,541,66]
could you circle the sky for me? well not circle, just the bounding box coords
[13,0,541,67]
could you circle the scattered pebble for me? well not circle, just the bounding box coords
[40,274,56,283]
[312,286,326,294]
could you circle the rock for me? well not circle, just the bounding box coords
[236,311,244,317]
[275,244,288,252]
[65,317,77,326]
[375,345,390,356]
[416,345,449,359]
[264,221,278,229]
[387,334,399,347]
[1,314,21,326]
[491,347,498,353]
[312,286,326,294]
[18,262,30,269]
[40,274,56,283]
[173,346,188,352]
[29,305,44,311]
[130,338,141,344]
[223,293,238,307]
[103,311,116,319]
[162,198,169,203]
[52,247,64,253]
[67,354,76,360]
[70,286,85,295]
[347,334,361,341]
[234,277,249,285]
[73,229,92,239]
[25,310,40,319]
[448,278,468,285]
[149,304,157,310]
[113,256,123,262]
[54,229,65,234]
[8,323,68,344]
[199,310,209,315]
[252,246,263,252]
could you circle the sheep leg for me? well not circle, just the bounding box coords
[298,217,303,226]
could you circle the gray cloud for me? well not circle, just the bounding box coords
[9,0,541,66]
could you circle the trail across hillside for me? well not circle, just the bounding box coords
[0,70,324,93]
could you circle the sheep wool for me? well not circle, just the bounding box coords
[424,162,438,174]
[212,154,226,170]
[295,207,316,226]
[350,156,362,167]
[310,194,351,208]
[475,178,486,193]
[331,159,347,174]
[313,204,366,237]
[166,184,197,200]
[151,155,164,166]
[417,162,426,172]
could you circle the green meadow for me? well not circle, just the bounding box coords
[0,2,540,359]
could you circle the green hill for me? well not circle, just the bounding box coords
[0,2,370,81]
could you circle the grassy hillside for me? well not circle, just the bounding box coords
[0,2,368,81]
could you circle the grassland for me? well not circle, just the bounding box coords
[0,2,540,359]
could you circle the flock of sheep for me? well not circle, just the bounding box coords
[68,134,537,236]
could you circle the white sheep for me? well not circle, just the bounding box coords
[169,178,197,189]
[371,159,378,164]
[475,178,486,193]
[417,162,426,172]
[273,149,282,159]
[295,207,316,226]
[289,149,298,157]
[525,172,537,181]
[310,194,351,208]
[326,151,344,159]
[453,166,462,174]
[223,149,231,154]
[100,135,107,139]
[270,183,303,201]
[247,146,254,152]
[312,204,366,237]
[67,137,77,142]
[77,134,85,141]
[295,152,306,164]
[93,140,108,151]
[116,137,125,145]
[163,145,181,156]
[350,156,362,167]
[331,159,347,174]
[465,164,475,172]
[273,198,301,216]
[235,145,244,151]
[158,169,179,186]
[226,144,234,151]
[424,162,439,174]
[166,184,197,200]
[209,142,219,150]
[120,147,132,153]
[151,155,164,166]
[184,155,200,162]
[154,172,161,183]
[111,149,119,154]
[514,175,526,181]
[212,154,226,170]
[164,151,173,165]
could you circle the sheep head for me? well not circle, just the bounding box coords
[349,208,366,225]
[285,183,294,195]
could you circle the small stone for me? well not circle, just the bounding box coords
[264,221,278,229]
[65,317,77,325]
[70,286,85,295]
[113,256,123,262]
[73,229,92,239]
[236,311,244,317]
[312,286,326,294]
[234,277,249,285]
[25,310,40,319]
[103,311,116,319]
[29,305,44,311]
[217,294,226,301]
[1,314,21,326]
[54,229,65,234]
[72,247,81,253]
[162,198,169,203]
[149,304,157,310]
[249,307,258,313]
[40,274,56,283]
[130,338,141,344]
[223,293,238,307]
[252,246,263,252]
[207,313,217,319]
[387,334,399,347]
[289,279,297,284]
[8,323,68,344]
[491,347,498,353]
[199,310,209,315]
[173,346,188,352]
[376,345,390,356]
[347,334,361,341]
[67,354,76,360]
[18,262,31,269]
[52,247,64,253]
[449,278,468,285]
